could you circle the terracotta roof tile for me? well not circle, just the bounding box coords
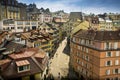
[0,59,11,66]
[0,48,48,80]
[9,50,35,59]
[16,60,30,66]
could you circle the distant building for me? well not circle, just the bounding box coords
[70,29,120,80]
[0,48,49,80]
[69,12,83,21]
[109,14,120,30]
[99,18,106,30]
[18,3,27,20]
[52,10,69,23]
[26,3,39,20]
[0,0,20,20]
[0,19,38,32]
[31,13,53,23]
[89,16,99,30]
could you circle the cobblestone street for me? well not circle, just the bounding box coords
[49,38,70,79]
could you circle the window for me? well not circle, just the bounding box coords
[116,51,119,57]
[11,27,15,29]
[17,21,23,25]
[82,54,84,59]
[114,42,118,49]
[19,66,24,71]
[78,46,80,49]
[81,39,84,44]
[85,56,89,61]
[82,62,84,66]
[106,52,112,57]
[17,27,23,29]
[85,63,88,68]
[18,65,30,72]
[106,61,112,66]
[113,69,119,74]
[115,60,119,65]
[25,22,30,25]
[77,59,80,64]
[76,51,80,56]
[106,42,110,49]
[31,22,36,25]
[86,48,88,53]
[106,70,110,75]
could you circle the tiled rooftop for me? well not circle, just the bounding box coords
[0,59,11,66]
[16,60,30,66]
[74,29,120,41]
[9,49,37,59]
[0,48,48,79]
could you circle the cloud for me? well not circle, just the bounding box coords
[19,0,120,14]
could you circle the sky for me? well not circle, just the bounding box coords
[19,0,120,14]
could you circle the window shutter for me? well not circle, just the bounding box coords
[113,69,115,74]
[111,61,112,66]
[119,69,120,73]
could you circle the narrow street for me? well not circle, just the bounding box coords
[49,38,70,79]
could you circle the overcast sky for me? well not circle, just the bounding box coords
[19,0,120,14]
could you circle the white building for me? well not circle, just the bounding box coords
[0,19,38,32]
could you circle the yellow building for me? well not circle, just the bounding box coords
[71,21,89,36]
[0,0,20,20]
[21,30,53,56]
[99,18,106,30]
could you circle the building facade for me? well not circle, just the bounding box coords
[0,19,38,32]
[70,29,120,80]
[0,0,20,20]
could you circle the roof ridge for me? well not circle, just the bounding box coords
[31,56,44,71]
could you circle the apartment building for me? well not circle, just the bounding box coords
[0,0,20,20]
[70,29,120,80]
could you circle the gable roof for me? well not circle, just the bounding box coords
[0,48,49,80]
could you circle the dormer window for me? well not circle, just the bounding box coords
[16,60,30,73]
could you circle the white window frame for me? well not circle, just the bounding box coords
[106,69,110,75]
[115,60,119,65]
[114,42,118,49]
[106,52,112,57]
[106,60,112,66]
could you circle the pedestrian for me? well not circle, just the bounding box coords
[58,72,60,75]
